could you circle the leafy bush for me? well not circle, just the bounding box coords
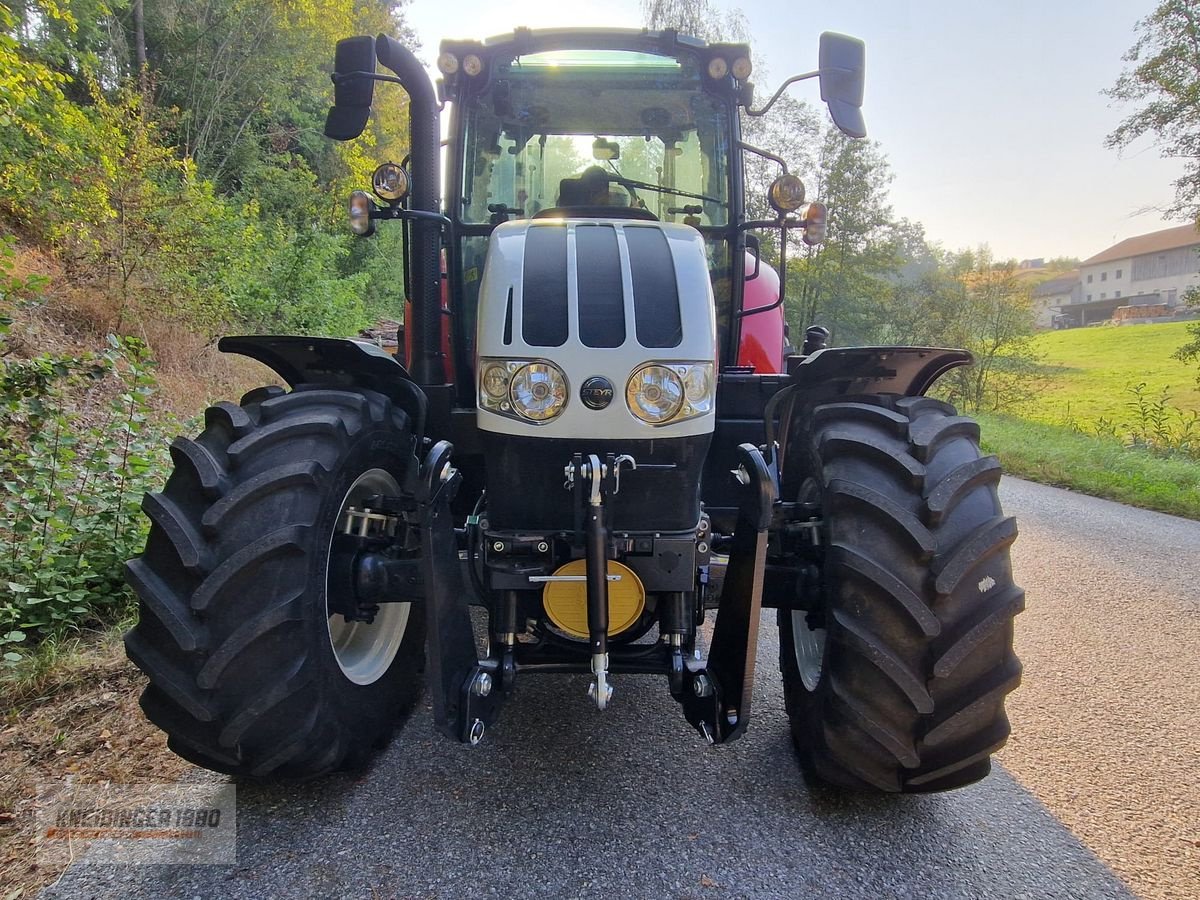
[1059,381,1200,461]
[0,328,169,663]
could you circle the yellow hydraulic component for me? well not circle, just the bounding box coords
[542,559,645,639]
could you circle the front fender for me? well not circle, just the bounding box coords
[219,335,428,441]
[786,346,972,399]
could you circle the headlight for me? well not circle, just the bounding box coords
[627,364,684,424]
[510,363,568,421]
[731,56,753,80]
[462,53,483,77]
[478,358,568,424]
[768,174,806,214]
[627,362,714,425]
[480,361,509,402]
[437,52,459,75]
[707,56,729,79]
[371,162,409,202]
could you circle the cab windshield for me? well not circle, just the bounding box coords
[459,49,732,226]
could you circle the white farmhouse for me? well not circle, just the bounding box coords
[1057,224,1200,326]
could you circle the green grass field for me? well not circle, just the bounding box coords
[975,320,1200,519]
[1024,321,1200,426]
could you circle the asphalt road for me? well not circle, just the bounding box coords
[46,477,1199,900]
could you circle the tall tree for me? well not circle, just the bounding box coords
[787,125,898,343]
[641,0,748,43]
[1105,0,1200,220]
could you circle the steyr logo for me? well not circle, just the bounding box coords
[580,376,614,410]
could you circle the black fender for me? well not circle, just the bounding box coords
[785,346,972,398]
[703,347,971,530]
[219,335,428,442]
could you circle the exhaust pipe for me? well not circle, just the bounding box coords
[375,35,443,386]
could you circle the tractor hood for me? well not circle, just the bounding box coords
[475,218,717,440]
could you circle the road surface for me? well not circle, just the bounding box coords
[45,478,1199,899]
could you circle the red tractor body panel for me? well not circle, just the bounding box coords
[735,252,784,374]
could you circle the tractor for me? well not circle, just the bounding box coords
[124,27,1023,793]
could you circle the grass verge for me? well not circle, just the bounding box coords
[977,411,1200,520]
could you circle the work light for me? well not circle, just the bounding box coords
[768,174,806,214]
[371,163,409,202]
[707,57,729,79]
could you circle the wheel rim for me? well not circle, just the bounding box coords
[792,475,826,691]
[326,469,410,686]
[791,611,827,692]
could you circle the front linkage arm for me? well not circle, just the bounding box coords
[417,441,503,745]
[679,443,776,744]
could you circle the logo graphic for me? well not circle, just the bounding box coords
[580,376,614,410]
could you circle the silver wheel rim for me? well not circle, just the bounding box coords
[791,611,826,691]
[326,469,410,686]
[791,475,826,691]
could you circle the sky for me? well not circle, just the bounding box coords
[405,0,1183,263]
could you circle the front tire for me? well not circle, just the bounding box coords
[780,396,1023,793]
[124,385,426,779]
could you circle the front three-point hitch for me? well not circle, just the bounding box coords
[413,441,775,747]
[561,453,637,710]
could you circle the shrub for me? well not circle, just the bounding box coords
[0,328,169,663]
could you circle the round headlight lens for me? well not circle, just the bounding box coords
[481,362,509,401]
[436,52,459,75]
[731,56,753,80]
[371,163,409,202]
[462,53,483,77]
[707,56,729,80]
[768,174,806,214]
[509,363,568,421]
[683,365,711,403]
[627,365,684,424]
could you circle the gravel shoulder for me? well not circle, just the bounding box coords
[997,478,1200,900]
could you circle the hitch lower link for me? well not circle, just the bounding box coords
[562,453,636,710]
[678,443,776,745]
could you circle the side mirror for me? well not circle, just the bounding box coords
[818,32,866,139]
[325,35,377,141]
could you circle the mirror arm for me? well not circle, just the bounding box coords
[745,70,818,117]
[737,141,788,176]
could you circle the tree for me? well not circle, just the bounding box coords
[1171,286,1200,383]
[879,248,1042,412]
[641,0,748,43]
[1105,0,1200,220]
[786,125,899,344]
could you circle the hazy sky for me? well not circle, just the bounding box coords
[406,0,1182,262]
